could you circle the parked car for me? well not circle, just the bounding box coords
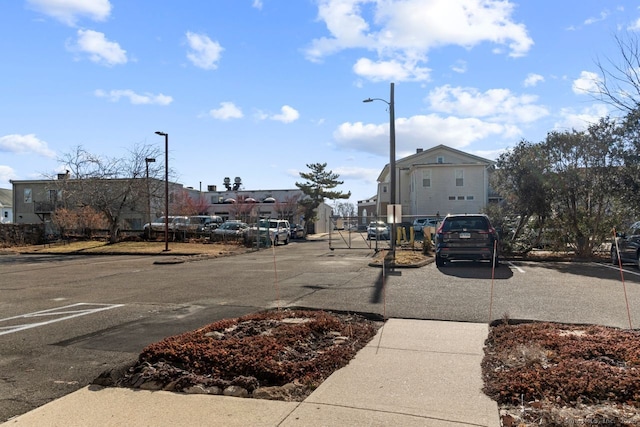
[212,221,248,237]
[144,216,190,233]
[188,215,223,232]
[611,221,640,268]
[257,219,290,245]
[367,221,390,240]
[290,224,305,239]
[412,218,439,233]
[435,214,499,267]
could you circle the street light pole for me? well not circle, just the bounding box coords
[363,82,397,254]
[144,157,156,237]
[155,131,169,252]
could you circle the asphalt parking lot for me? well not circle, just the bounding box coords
[2,238,640,421]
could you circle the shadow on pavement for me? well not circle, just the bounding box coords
[436,261,514,280]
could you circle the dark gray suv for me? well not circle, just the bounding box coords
[435,214,499,267]
[611,221,640,268]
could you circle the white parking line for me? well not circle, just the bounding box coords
[594,262,640,277]
[0,303,124,336]
[505,261,525,273]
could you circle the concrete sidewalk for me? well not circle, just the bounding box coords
[1,320,499,427]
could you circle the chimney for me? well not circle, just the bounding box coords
[416,148,423,153]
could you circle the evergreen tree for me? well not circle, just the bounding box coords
[295,163,351,234]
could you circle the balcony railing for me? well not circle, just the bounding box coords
[34,201,64,213]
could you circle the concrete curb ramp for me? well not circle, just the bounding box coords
[2,320,499,427]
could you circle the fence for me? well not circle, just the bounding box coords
[327,216,440,251]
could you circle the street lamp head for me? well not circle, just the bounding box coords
[155,131,167,136]
[363,97,390,106]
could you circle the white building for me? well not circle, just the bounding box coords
[375,145,500,222]
[0,188,13,223]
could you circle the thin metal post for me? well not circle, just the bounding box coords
[155,131,169,252]
[389,82,396,254]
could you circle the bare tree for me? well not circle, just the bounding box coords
[334,201,356,218]
[274,194,303,222]
[56,144,163,243]
[594,32,640,113]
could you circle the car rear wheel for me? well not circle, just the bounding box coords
[435,255,445,267]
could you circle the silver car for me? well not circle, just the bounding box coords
[367,221,390,240]
[213,222,248,237]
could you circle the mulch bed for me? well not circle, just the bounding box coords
[94,309,382,401]
[483,321,640,426]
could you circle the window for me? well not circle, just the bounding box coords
[437,156,444,164]
[422,170,431,187]
[455,169,464,187]
[466,195,474,200]
[448,196,456,201]
[48,189,57,202]
[457,196,465,200]
[383,185,387,193]
[24,188,32,203]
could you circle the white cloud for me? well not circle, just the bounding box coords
[70,29,127,66]
[584,9,610,26]
[252,0,263,9]
[186,32,223,70]
[629,18,640,31]
[554,104,611,132]
[209,102,243,120]
[353,58,430,81]
[335,82,550,159]
[0,165,18,184]
[572,71,601,95]
[270,105,300,123]
[333,166,380,185]
[0,134,56,158]
[524,73,544,87]
[27,0,111,26]
[306,0,533,81]
[94,89,173,105]
[427,85,549,124]
[333,114,505,158]
[450,60,467,74]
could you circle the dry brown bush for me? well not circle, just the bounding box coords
[483,322,640,426]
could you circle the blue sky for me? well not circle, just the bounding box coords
[1,0,638,204]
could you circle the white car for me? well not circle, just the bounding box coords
[413,218,439,233]
[258,219,290,245]
[367,221,390,240]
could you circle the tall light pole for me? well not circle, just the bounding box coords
[364,82,396,254]
[155,131,169,252]
[144,157,156,237]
